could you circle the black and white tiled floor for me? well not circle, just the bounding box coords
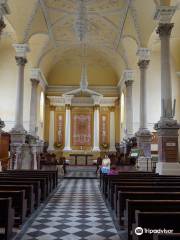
[21,179,121,240]
[64,166,97,179]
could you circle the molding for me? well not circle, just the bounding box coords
[31,68,48,91]
[13,44,30,58]
[47,96,118,107]
[154,6,176,23]
[0,0,10,17]
[47,85,119,96]
[176,72,180,78]
[117,69,135,88]
[23,1,40,42]
[137,48,150,61]
[39,0,57,47]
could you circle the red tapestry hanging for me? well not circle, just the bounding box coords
[72,113,92,146]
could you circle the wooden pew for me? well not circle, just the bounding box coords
[126,200,180,240]
[153,233,180,240]
[114,185,180,212]
[0,172,51,194]
[0,180,41,208]
[0,176,46,201]
[5,169,58,189]
[0,191,27,225]
[108,177,180,204]
[117,192,180,226]
[0,185,34,215]
[0,198,14,240]
[101,172,158,197]
[132,211,180,240]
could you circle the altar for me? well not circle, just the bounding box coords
[69,153,93,165]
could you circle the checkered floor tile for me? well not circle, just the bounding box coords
[21,179,121,240]
[64,166,97,178]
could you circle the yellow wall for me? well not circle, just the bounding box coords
[47,62,118,86]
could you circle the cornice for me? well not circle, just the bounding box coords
[47,85,119,96]
[47,96,118,107]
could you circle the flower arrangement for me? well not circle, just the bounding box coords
[101,143,109,149]
[54,142,62,148]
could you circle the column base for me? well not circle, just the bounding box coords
[10,127,27,144]
[92,146,100,152]
[109,147,116,152]
[156,162,180,175]
[137,157,153,172]
[48,146,55,152]
[63,147,72,152]
[135,128,152,158]
[154,118,180,162]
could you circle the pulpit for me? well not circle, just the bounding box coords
[0,132,10,170]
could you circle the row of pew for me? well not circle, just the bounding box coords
[100,171,180,240]
[0,169,58,240]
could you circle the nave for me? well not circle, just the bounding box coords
[18,178,121,240]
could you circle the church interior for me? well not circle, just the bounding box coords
[0,0,180,239]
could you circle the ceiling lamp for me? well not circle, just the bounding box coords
[63,63,102,97]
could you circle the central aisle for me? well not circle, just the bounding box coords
[21,179,121,240]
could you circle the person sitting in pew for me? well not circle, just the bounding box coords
[101,155,111,174]
[108,165,119,175]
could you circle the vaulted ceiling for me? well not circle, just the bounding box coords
[2,0,180,85]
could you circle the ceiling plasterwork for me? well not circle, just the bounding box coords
[3,0,179,86]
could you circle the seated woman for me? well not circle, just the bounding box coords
[108,165,119,175]
[101,155,111,174]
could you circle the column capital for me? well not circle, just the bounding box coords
[13,43,30,58]
[125,80,133,87]
[92,95,102,106]
[64,95,73,105]
[31,68,41,80]
[156,23,174,37]
[138,59,150,70]
[30,78,39,86]
[137,48,150,61]
[15,56,27,66]
[123,69,135,81]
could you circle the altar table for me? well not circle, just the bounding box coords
[69,153,93,165]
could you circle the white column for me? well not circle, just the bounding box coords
[48,109,55,152]
[63,95,73,151]
[124,70,134,138]
[93,106,100,151]
[11,44,29,133]
[135,48,152,158]
[109,109,116,152]
[92,95,101,152]
[154,7,180,171]
[29,78,39,136]
[136,48,150,131]
[64,105,72,151]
